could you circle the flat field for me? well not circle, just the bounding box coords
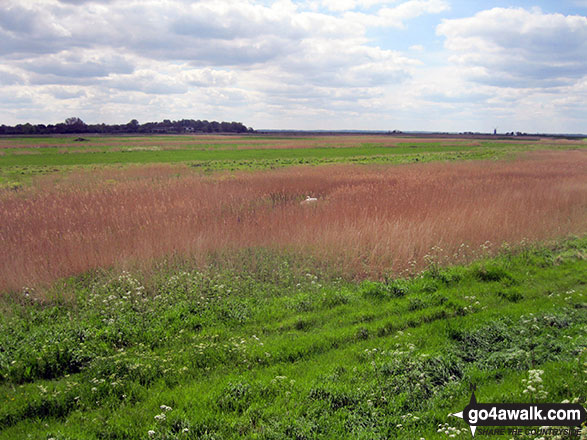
[0,134,585,439]
[0,134,583,188]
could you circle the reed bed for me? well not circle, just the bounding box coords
[1,150,585,292]
[0,135,479,151]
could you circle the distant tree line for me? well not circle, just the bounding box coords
[0,117,253,135]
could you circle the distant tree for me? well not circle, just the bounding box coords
[19,123,35,134]
[62,117,87,134]
[209,121,220,132]
[65,117,84,126]
[126,119,139,132]
[0,118,252,135]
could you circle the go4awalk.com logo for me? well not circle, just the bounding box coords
[449,390,586,437]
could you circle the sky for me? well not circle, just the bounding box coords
[0,0,586,133]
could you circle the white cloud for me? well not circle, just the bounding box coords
[21,50,134,81]
[0,0,430,126]
[344,0,448,28]
[0,89,33,107]
[105,70,188,95]
[378,0,448,26]
[437,7,587,88]
[43,86,87,99]
[320,0,400,12]
[0,67,22,85]
[181,68,236,87]
[0,1,585,133]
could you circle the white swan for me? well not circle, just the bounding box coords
[301,195,318,205]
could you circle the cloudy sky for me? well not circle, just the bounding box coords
[1,0,586,133]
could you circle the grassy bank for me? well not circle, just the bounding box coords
[0,237,585,439]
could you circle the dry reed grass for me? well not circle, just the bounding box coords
[0,135,485,151]
[1,150,585,292]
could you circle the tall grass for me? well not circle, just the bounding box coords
[1,150,585,293]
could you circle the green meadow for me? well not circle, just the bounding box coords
[1,134,583,188]
[0,144,491,167]
[0,238,585,439]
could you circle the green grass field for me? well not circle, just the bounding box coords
[0,238,585,439]
[1,134,583,189]
[0,144,492,167]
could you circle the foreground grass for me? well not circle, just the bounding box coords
[0,237,585,439]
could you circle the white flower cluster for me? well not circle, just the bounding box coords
[305,272,321,287]
[463,295,482,313]
[148,404,188,438]
[452,242,471,261]
[564,289,575,301]
[437,422,467,437]
[154,403,172,422]
[21,286,37,300]
[399,412,421,424]
[480,240,493,251]
[270,374,296,397]
[88,270,150,318]
[522,369,548,399]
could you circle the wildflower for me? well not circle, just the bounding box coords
[148,430,156,437]
[160,405,172,411]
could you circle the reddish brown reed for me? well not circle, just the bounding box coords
[0,135,482,151]
[0,150,585,292]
